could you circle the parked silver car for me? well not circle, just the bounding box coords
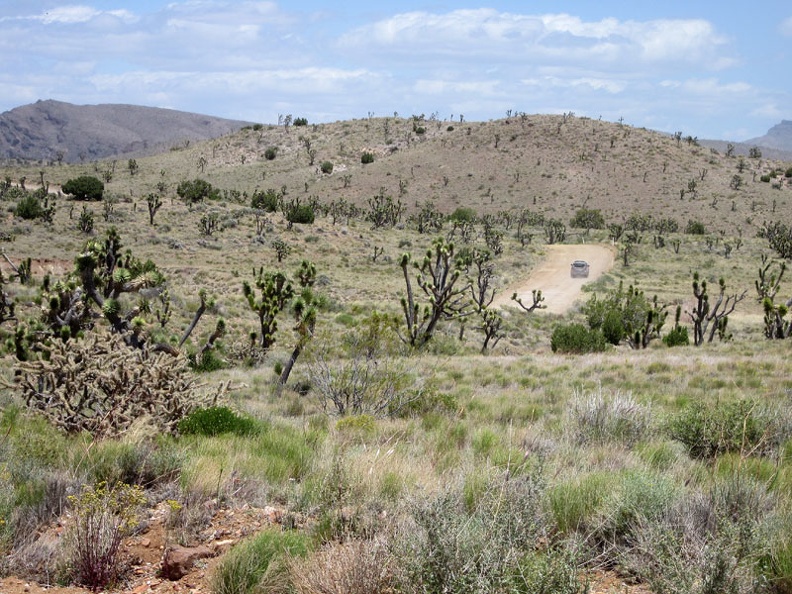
[570,260,590,278]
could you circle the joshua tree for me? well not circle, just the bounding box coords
[366,190,403,229]
[242,269,294,350]
[688,272,746,345]
[544,219,566,244]
[511,290,545,313]
[399,237,471,347]
[279,260,318,385]
[146,193,163,225]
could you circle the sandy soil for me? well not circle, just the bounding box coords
[494,243,616,314]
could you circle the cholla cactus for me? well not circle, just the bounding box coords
[15,329,205,437]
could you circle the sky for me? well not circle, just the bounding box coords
[0,1,790,141]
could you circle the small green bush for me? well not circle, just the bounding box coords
[448,206,477,223]
[361,152,375,164]
[601,309,625,345]
[264,147,278,160]
[251,188,280,212]
[293,117,308,127]
[551,323,608,354]
[336,414,377,438]
[14,194,44,220]
[663,325,689,347]
[286,204,315,225]
[685,219,707,235]
[667,399,766,459]
[320,161,334,174]
[177,406,259,437]
[761,174,772,183]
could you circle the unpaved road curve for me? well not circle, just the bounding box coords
[493,244,615,314]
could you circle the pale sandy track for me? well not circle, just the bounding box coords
[494,244,615,314]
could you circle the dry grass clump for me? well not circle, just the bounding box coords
[289,538,393,594]
[566,385,652,446]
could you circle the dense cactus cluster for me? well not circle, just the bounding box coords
[15,329,204,437]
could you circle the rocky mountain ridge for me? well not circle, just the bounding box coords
[0,100,254,164]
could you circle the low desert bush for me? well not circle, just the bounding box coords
[623,473,774,594]
[361,152,375,164]
[663,324,690,347]
[14,194,44,220]
[211,529,311,594]
[65,481,146,591]
[392,471,557,594]
[667,399,768,459]
[551,323,608,353]
[177,406,260,437]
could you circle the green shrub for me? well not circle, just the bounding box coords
[176,178,219,205]
[551,323,608,353]
[264,146,278,160]
[761,174,772,183]
[293,117,308,127]
[685,219,707,235]
[361,152,375,164]
[601,308,625,345]
[14,194,44,220]
[320,161,334,174]
[250,188,280,212]
[211,529,311,594]
[663,325,689,347]
[286,203,315,225]
[569,208,606,230]
[786,167,792,178]
[667,399,766,459]
[62,176,104,201]
[759,538,792,594]
[449,206,477,223]
[177,406,259,437]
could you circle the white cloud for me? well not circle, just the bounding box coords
[781,17,792,36]
[36,5,137,25]
[338,9,730,71]
[413,79,500,97]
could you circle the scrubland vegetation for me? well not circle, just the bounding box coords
[1,112,792,592]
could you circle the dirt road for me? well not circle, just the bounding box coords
[494,244,615,314]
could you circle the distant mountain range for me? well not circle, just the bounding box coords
[746,120,792,153]
[0,100,255,163]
